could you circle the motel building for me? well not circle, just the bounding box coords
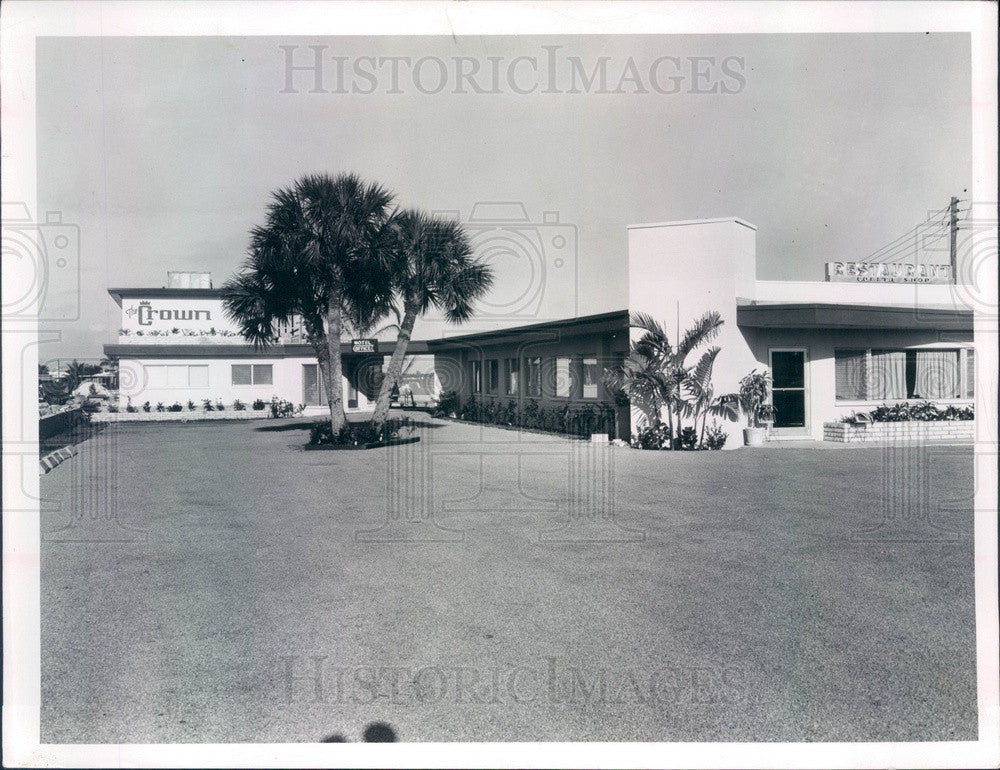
[104,217,975,447]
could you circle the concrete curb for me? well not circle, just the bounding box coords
[39,445,78,475]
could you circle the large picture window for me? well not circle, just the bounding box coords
[145,365,209,388]
[834,348,971,401]
[470,360,482,394]
[232,364,273,386]
[525,357,541,397]
[505,358,519,395]
[582,358,599,399]
[555,357,572,398]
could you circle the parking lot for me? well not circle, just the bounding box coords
[40,416,977,742]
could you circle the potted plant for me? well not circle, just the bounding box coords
[738,369,773,447]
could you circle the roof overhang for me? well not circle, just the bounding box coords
[426,310,629,351]
[103,341,429,358]
[107,287,224,306]
[736,303,973,331]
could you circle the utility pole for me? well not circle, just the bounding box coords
[948,196,959,284]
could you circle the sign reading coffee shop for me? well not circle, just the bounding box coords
[825,261,952,284]
[351,338,379,354]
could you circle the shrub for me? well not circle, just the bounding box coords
[108,404,119,413]
[435,390,460,417]
[866,401,974,423]
[187,400,196,411]
[168,402,184,412]
[703,421,727,450]
[309,417,412,446]
[679,426,699,450]
[202,399,215,411]
[156,402,165,412]
[215,401,225,411]
[269,397,303,418]
[233,399,246,411]
[142,401,151,412]
[252,398,267,411]
[633,422,669,449]
[125,399,137,413]
[81,400,102,414]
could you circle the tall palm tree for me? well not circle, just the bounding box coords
[370,210,494,427]
[222,173,397,434]
[605,310,724,448]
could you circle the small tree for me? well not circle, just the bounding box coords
[738,369,774,428]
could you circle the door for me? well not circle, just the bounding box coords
[303,364,323,406]
[769,349,808,433]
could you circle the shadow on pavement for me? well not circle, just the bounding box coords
[321,721,398,743]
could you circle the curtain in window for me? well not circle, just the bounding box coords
[915,350,958,399]
[869,350,906,399]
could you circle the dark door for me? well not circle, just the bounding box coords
[770,350,807,431]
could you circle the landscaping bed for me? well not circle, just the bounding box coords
[306,417,415,450]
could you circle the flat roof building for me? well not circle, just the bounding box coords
[104,216,975,446]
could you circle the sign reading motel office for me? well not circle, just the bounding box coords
[351,338,379,354]
[825,261,952,284]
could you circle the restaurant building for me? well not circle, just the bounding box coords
[104,217,975,445]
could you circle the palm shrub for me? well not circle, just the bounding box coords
[605,310,725,449]
[738,369,773,428]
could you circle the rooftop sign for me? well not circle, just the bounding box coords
[825,261,952,284]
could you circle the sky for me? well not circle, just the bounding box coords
[35,33,971,360]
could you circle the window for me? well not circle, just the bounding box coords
[835,349,867,401]
[470,360,482,393]
[232,364,273,386]
[505,358,519,395]
[487,360,499,393]
[582,358,599,399]
[555,357,572,398]
[525,357,541,397]
[834,348,969,401]
[144,365,209,388]
[965,349,975,399]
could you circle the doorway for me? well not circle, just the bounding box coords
[769,348,809,434]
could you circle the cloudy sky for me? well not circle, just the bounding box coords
[36,33,970,360]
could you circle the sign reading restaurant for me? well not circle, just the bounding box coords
[825,261,952,284]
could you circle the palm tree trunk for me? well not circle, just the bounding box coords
[699,408,708,449]
[321,295,348,433]
[371,303,417,428]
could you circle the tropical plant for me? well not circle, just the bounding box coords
[738,369,773,427]
[434,390,460,417]
[222,173,398,434]
[703,420,728,450]
[142,401,151,412]
[156,402,165,412]
[605,310,724,449]
[370,210,494,427]
[233,399,246,411]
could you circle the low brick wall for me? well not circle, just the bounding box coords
[91,410,272,423]
[823,420,974,443]
[39,408,84,440]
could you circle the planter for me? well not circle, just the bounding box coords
[823,420,974,443]
[303,436,421,451]
[743,427,767,447]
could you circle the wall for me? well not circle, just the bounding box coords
[741,327,974,441]
[432,328,630,434]
[626,218,760,448]
[116,355,373,411]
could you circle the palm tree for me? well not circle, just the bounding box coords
[370,210,494,427]
[681,346,739,447]
[222,173,397,434]
[605,310,724,448]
